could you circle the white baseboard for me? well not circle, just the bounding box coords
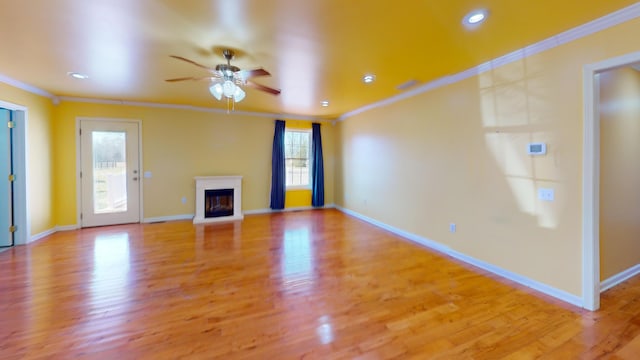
[244,204,335,215]
[601,264,640,293]
[336,206,451,254]
[28,225,79,244]
[243,208,271,215]
[335,205,583,308]
[56,225,79,231]
[142,214,194,223]
[29,228,57,243]
[448,249,582,307]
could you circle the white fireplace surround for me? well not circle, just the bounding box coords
[194,176,244,224]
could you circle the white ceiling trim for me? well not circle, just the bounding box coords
[57,96,332,122]
[0,73,56,99]
[0,68,330,120]
[338,2,640,121]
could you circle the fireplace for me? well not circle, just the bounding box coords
[194,176,243,224]
[205,189,234,218]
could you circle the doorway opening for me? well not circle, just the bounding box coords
[583,50,640,311]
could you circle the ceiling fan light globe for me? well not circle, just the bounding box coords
[210,83,223,101]
[223,80,236,98]
[233,86,246,102]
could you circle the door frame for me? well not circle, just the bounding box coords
[0,100,28,245]
[582,50,640,311]
[76,117,144,227]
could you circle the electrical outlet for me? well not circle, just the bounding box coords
[449,223,456,233]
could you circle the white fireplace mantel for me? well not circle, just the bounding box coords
[194,176,243,224]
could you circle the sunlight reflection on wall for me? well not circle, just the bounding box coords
[480,58,560,229]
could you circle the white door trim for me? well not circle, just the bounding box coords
[0,100,29,245]
[582,50,640,311]
[76,117,143,227]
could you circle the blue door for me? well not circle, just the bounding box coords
[0,108,13,247]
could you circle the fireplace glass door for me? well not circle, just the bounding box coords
[204,189,234,218]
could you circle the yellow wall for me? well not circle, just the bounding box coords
[335,18,640,297]
[0,83,55,236]
[599,66,640,280]
[52,102,335,225]
[285,189,312,208]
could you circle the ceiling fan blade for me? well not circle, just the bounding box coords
[169,55,216,72]
[246,80,281,95]
[165,76,217,82]
[237,68,271,80]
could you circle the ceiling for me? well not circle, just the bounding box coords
[0,0,637,119]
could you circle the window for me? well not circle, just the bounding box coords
[285,129,311,187]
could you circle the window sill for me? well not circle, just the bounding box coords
[286,186,311,191]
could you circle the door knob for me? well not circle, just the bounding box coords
[133,177,138,181]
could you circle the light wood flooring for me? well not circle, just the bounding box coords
[1,209,639,359]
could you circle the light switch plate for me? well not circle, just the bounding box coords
[538,188,554,201]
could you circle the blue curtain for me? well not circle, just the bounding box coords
[311,123,325,207]
[270,120,286,209]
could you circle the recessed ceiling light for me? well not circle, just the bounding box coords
[321,101,329,107]
[67,72,89,80]
[463,9,488,26]
[363,74,376,84]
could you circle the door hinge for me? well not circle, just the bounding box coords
[80,171,82,178]
[9,225,17,233]
[8,174,15,182]
[80,213,83,220]
[7,121,15,129]
[79,128,82,136]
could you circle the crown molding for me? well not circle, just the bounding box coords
[57,96,333,122]
[338,2,640,121]
[0,73,57,100]
[0,76,333,122]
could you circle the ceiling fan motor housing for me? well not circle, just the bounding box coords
[215,64,241,76]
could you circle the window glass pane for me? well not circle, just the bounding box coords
[284,132,293,157]
[92,131,127,214]
[284,130,311,187]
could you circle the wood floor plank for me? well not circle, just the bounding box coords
[1,209,640,359]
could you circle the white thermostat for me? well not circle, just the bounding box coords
[527,142,547,155]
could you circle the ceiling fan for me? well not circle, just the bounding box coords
[166,49,280,104]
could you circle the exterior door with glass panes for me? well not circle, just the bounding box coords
[80,119,140,227]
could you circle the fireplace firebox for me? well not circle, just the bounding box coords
[194,176,243,224]
[205,189,234,218]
